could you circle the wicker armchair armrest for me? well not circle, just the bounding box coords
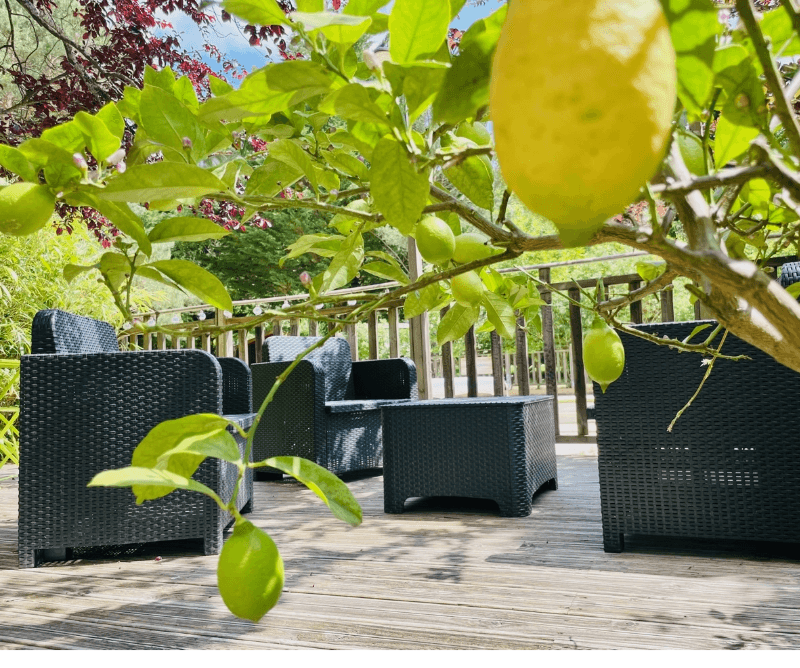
[351,357,418,400]
[216,357,252,415]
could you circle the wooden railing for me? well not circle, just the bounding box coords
[121,253,796,443]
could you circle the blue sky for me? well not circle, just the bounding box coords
[158,1,501,81]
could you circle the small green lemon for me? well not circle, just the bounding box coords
[455,122,492,146]
[451,271,485,307]
[490,0,676,246]
[415,215,456,265]
[583,317,625,393]
[346,199,371,214]
[0,182,56,236]
[452,232,499,264]
[217,520,284,622]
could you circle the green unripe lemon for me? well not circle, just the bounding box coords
[582,317,625,393]
[451,271,485,307]
[455,122,492,146]
[490,0,676,247]
[217,520,284,622]
[346,199,371,214]
[415,216,456,265]
[453,232,499,264]
[0,182,56,236]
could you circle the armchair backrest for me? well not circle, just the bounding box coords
[265,336,353,402]
[32,309,120,355]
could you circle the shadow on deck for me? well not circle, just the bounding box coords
[1,454,799,649]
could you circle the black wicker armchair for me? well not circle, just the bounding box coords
[251,336,417,478]
[593,320,800,553]
[18,310,255,568]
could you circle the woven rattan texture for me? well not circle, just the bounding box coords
[217,357,253,414]
[252,337,417,477]
[19,320,255,567]
[779,261,800,289]
[32,310,119,354]
[265,336,353,401]
[382,396,557,517]
[593,320,800,553]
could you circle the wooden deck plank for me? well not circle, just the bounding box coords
[1,455,800,649]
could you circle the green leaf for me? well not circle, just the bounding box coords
[437,303,480,346]
[444,154,494,210]
[199,69,295,124]
[266,60,333,97]
[127,413,238,502]
[223,0,290,26]
[362,261,409,285]
[88,467,216,503]
[714,112,759,166]
[40,121,86,154]
[174,76,200,110]
[404,283,441,319]
[370,136,429,234]
[139,85,205,161]
[433,4,507,123]
[74,111,121,163]
[320,232,364,292]
[761,5,800,57]
[390,0,450,63]
[676,127,707,176]
[117,87,142,123]
[245,158,303,197]
[209,75,234,96]
[66,191,152,255]
[296,0,323,9]
[383,61,448,122]
[146,259,233,311]
[144,65,176,91]
[319,84,391,127]
[260,456,362,526]
[17,139,82,187]
[292,12,372,46]
[98,163,228,202]
[268,139,319,194]
[659,0,721,119]
[344,0,385,14]
[635,260,667,282]
[95,103,126,142]
[0,146,39,182]
[322,150,369,181]
[682,323,712,343]
[282,233,345,264]
[135,266,184,292]
[148,217,230,244]
[482,291,515,339]
[63,263,97,283]
[786,283,800,299]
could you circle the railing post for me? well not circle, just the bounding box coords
[539,267,560,435]
[308,318,318,336]
[157,332,166,350]
[491,330,505,396]
[660,285,675,322]
[289,318,299,336]
[143,330,153,350]
[407,237,432,399]
[628,279,643,324]
[238,328,249,363]
[254,325,264,363]
[272,320,282,336]
[215,308,234,357]
[368,310,379,359]
[345,323,358,361]
[568,287,589,437]
[440,306,456,398]
[387,306,399,358]
[515,311,530,396]
[464,324,478,397]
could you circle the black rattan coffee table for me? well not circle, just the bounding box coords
[381,396,557,517]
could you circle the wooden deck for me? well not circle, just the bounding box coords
[1,451,800,650]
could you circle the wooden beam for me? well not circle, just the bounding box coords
[345,323,358,361]
[407,237,432,399]
[238,329,249,364]
[568,287,588,437]
[387,306,400,358]
[289,319,299,336]
[272,320,282,337]
[368,311,379,359]
[491,330,504,397]
[254,325,264,363]
[628,280,643,324]
[660,286,675,323]
[215,309,234,357]
[515,312,530,396]
[156,332,166,350]
[201,333,211,353]
[440,306,456,398]
[539,267,560,435]
[307,319,318,336]
[465,324,478,397]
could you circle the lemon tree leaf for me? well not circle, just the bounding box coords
[322,150,369,181]
[319,84,391,126]
[260,456,362,526]
[389,0,450,64]
[0,146,39,182]
[223,0,289,26]
[676,127,707,176]
[370,136,429,234]
[148,217,230,244]
[761,5,800,57]
[266,60,334,97]
[362,261,409,284]
[293,12,372,46]
[66,191,152,255]
[786,283,800,299]
[383,61,448,122]
[245,158,303,197]
[437,303,480,346]
[268,138,319,194]
[282,233,345,264]
[659,0,721,119]
[682,323,712,344]
[635,260,667,282]
[145,259,233,311]
[74,111,121,163]
[139,85,205,161]
[63,263,97,283]
[88,467,217,500]
[320,231,364,292]
[344,0,385,14]
[433,4,507,123]
[482,291,516,339]
[98,163,228,202]
[135,266,184,292]
[444,155,494,210]
[714,113,759,167]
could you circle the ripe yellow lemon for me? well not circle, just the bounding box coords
[490,0,676,246]
[0,182,56,236]
[583,316,625,393]
[452,232,499,264]
[217,520,284,622]
[451,271,485,307]
[415,215,456,265]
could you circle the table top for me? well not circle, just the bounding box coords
[380,395,553,410]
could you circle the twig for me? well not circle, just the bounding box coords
[650,163,771,196]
